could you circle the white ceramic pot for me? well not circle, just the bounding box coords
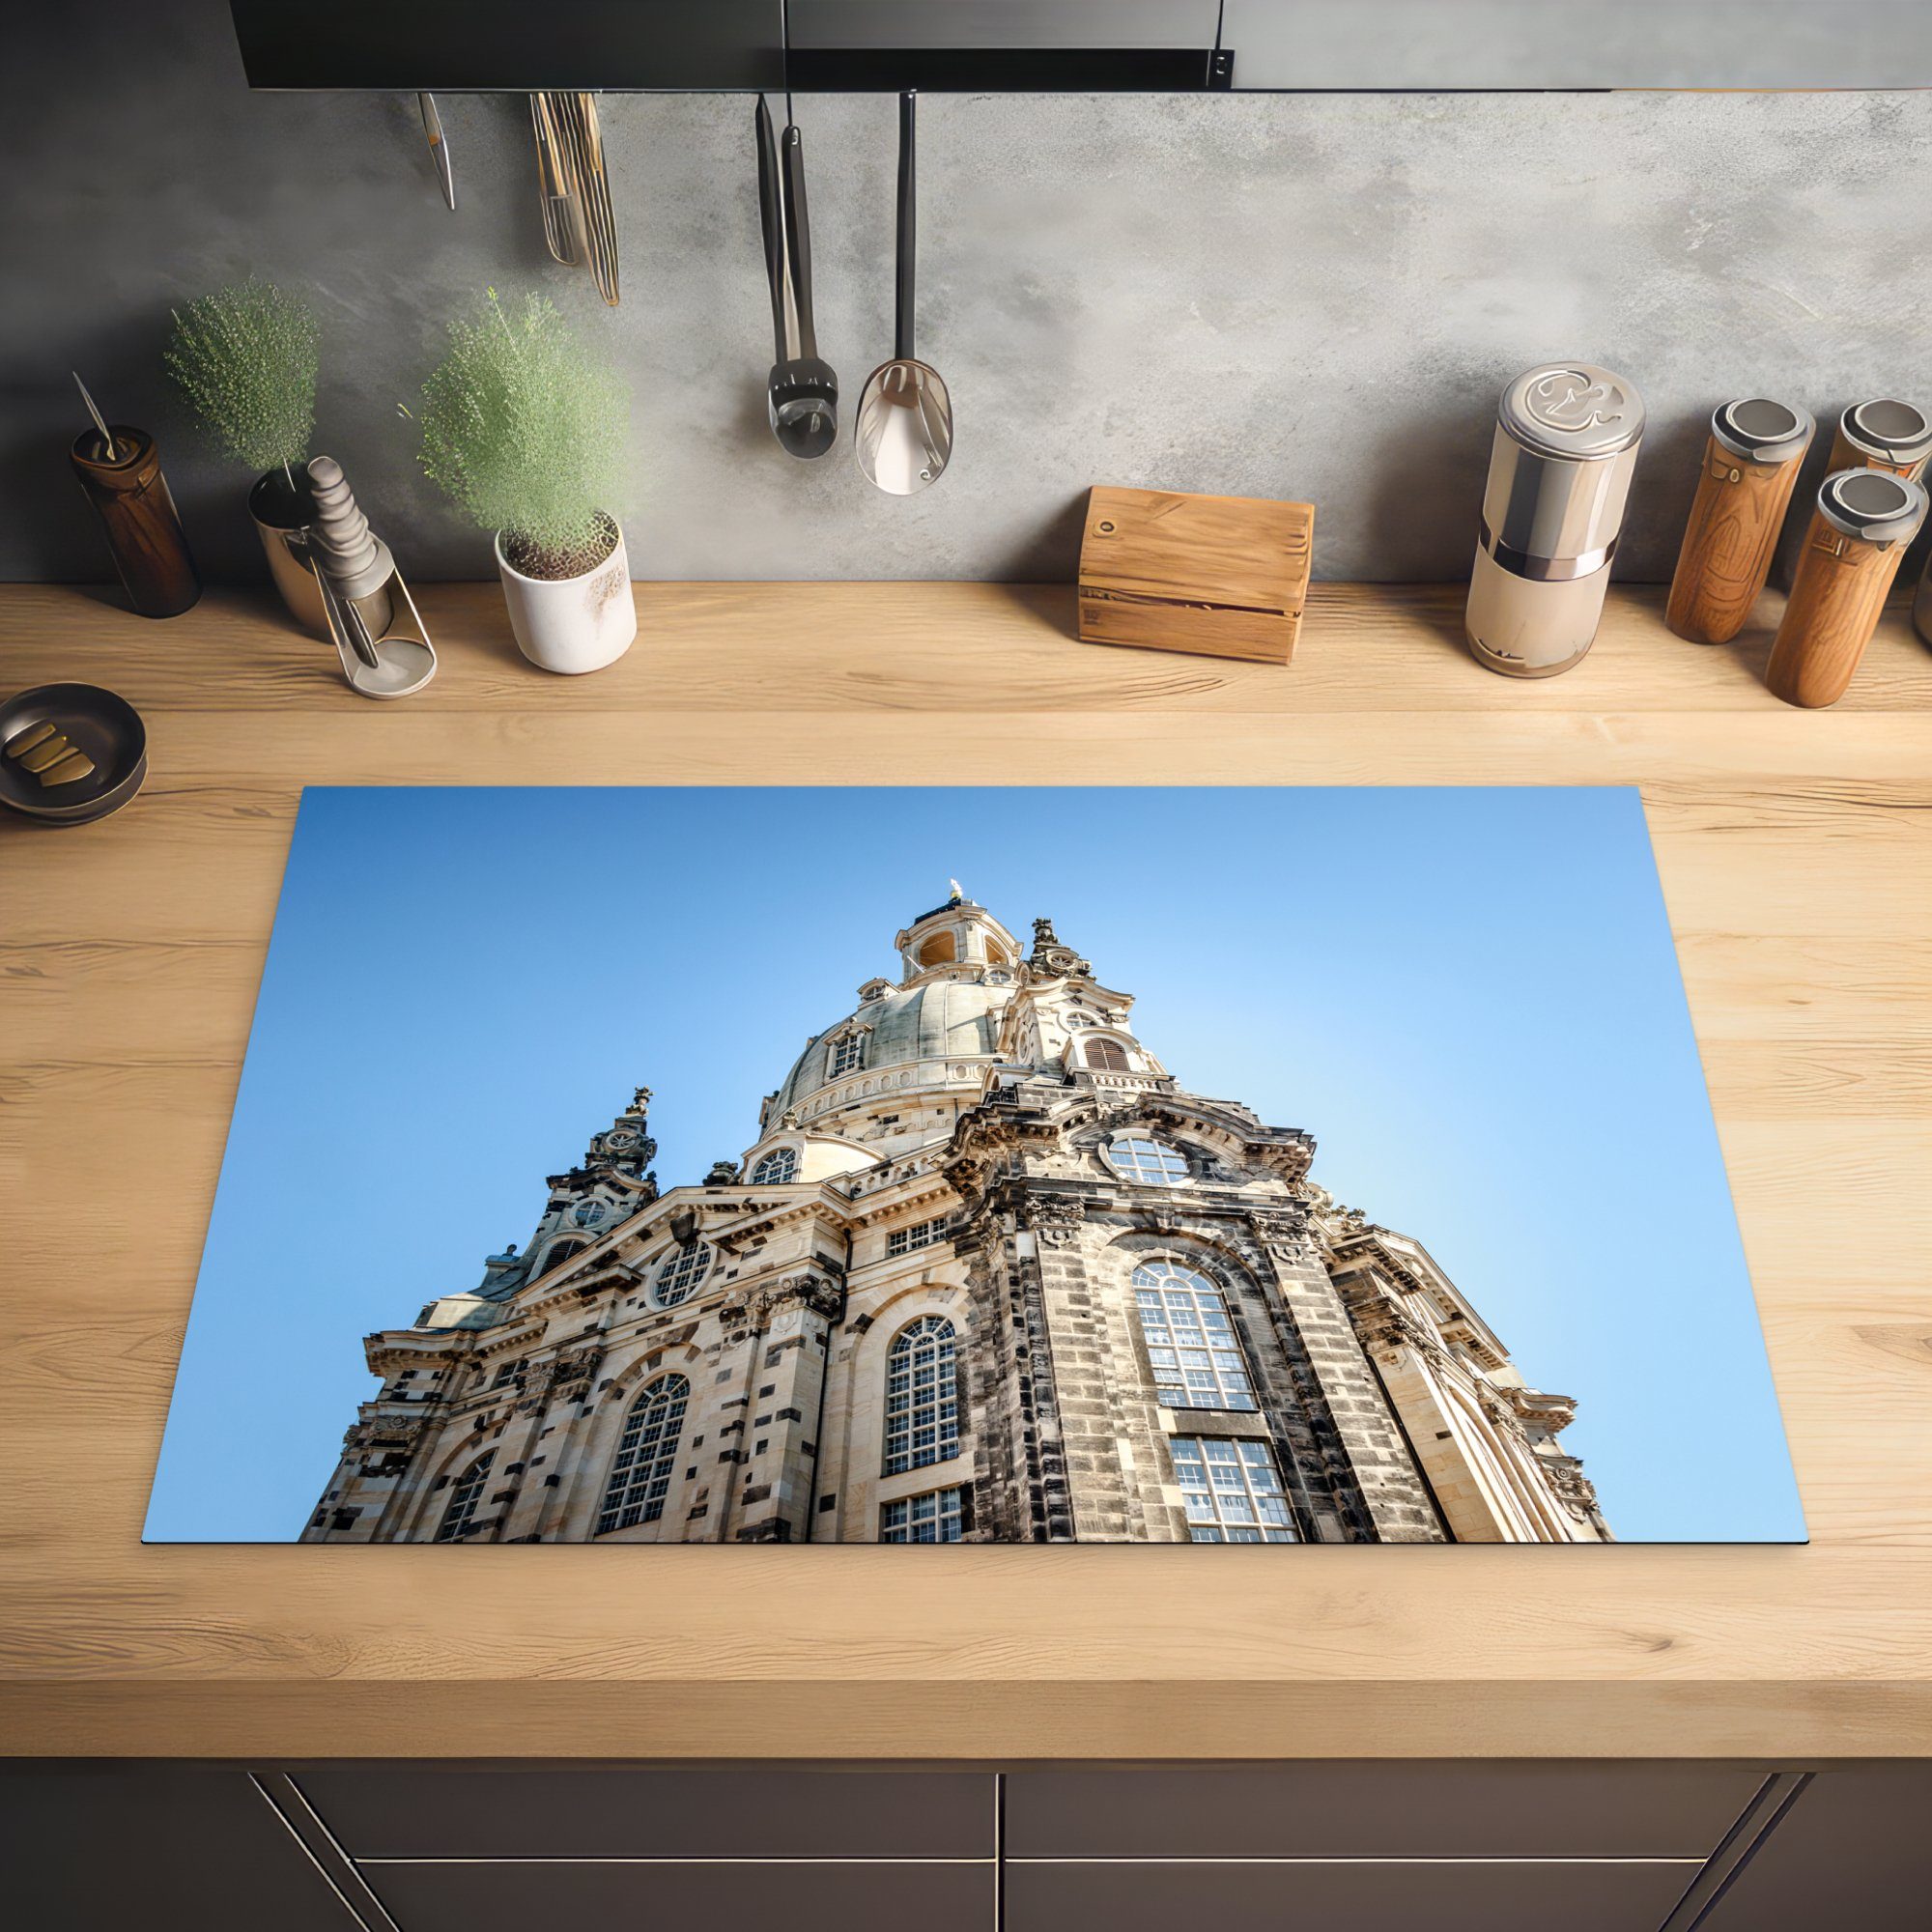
[494,520,637,674]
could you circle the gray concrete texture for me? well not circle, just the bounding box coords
[8,2,1931,584]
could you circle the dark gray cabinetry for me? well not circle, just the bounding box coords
[1006,1859,1694,1932]
[366,1861,993,1932]
[0,1764,353,1932]
[1695,1765,1932,1930]
[298,1763,994,1859]
[1004,1762,1762,1859]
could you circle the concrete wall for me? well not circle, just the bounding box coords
[9,1,1930,584]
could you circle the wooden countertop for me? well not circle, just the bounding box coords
[3,579,1929,1761]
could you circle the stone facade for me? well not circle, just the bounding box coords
[303,895,1608,1545]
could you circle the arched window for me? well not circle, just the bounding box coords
[435,1449,496,1542]
[752,1147,798,1184]
[1170,1437,1296,1542]
[542,1239,585,1275]
[885,1315,959,1475]
[656,1239,711,1307]
[1133,1259,1257,1411]
[1084,1036,1130,1071]
[596,1375,690,1534]
[1106,1134,1188,1184]
[829,1033,865,1078]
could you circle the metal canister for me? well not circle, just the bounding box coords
[1466,362,1645,677]
[1826,398,1932,482]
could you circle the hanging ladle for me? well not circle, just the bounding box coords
[856,91,952,495]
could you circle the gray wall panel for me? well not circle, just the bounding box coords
[8,2,1929,586]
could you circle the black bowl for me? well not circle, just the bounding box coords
[0,682,147,826]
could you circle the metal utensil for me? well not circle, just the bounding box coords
[545,92,620,306]
[417,92,456,211]
[856,92,952,495]
[755,94,838,460]
[530,93,583,266]
[72,371,119,462]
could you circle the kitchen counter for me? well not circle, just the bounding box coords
[2,577,1928,1761]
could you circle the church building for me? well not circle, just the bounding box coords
[303,893,1608,1545]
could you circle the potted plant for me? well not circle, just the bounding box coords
[165,279,323,632]
[414,289,635,674]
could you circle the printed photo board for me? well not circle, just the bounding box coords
[146,786,1803,1546]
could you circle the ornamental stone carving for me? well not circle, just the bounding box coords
[1248,1208,1311,1257]
[758,1273,846,1322]
[1021,1195,1086,1246]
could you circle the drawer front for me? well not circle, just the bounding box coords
[4,1765,354,1932]
[1698,1766,1932,1930]
[1004,1763,1759,1860]
[1006,1859,1695,1932]
[364,1859,994,1932]
[298,1765,994,1860]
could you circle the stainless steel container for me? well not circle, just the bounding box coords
[1466,362,1645,677]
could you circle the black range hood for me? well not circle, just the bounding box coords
[228,1,1231,94]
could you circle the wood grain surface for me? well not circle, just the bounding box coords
[1665,436,1808,647]
[1766,508,1919,708]
[2,579,1929,1761]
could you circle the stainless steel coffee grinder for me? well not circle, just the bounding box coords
[1465,363,1645,677]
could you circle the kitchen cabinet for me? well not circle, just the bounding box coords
[2,1765,351,1932]
[364,1861,995,1932]
[1003,1763,1763,1860]
[298,1764,994,1859]
[229,0,786,93]
[1004,1859,1695,1932]
[1692,1766,1932,1931]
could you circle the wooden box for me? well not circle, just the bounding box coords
[1075,485,1315,666]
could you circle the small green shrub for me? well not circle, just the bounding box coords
[414,289,630,579]
[165,279,319,480]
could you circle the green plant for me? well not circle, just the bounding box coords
[164,279,319,483]
[413,289,631,579]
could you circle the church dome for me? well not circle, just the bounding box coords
[771,976,1013,1121]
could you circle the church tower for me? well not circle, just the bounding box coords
[303,891,1606,1546]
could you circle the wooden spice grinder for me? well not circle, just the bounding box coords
[1665,398,1812,645]
[68,425,200,618]
[1765,469,1928,709]
[1825,397,1931,482]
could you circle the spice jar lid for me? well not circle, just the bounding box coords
[1498,363,1645,461]
[1713,397,1813,463]
[1838,398,1932,468]
[1817,467,1929,544]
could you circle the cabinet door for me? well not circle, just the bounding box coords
[1695,1766,1932,1931]
[787,2,1223,88]
[363,1859,994,1932]
[230,0,785,91]
[2,1764,356,1932]
[1219,1,1932,89]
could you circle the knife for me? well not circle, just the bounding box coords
[418,92,456,212]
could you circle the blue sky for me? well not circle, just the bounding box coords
[145,785,1804,1543]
